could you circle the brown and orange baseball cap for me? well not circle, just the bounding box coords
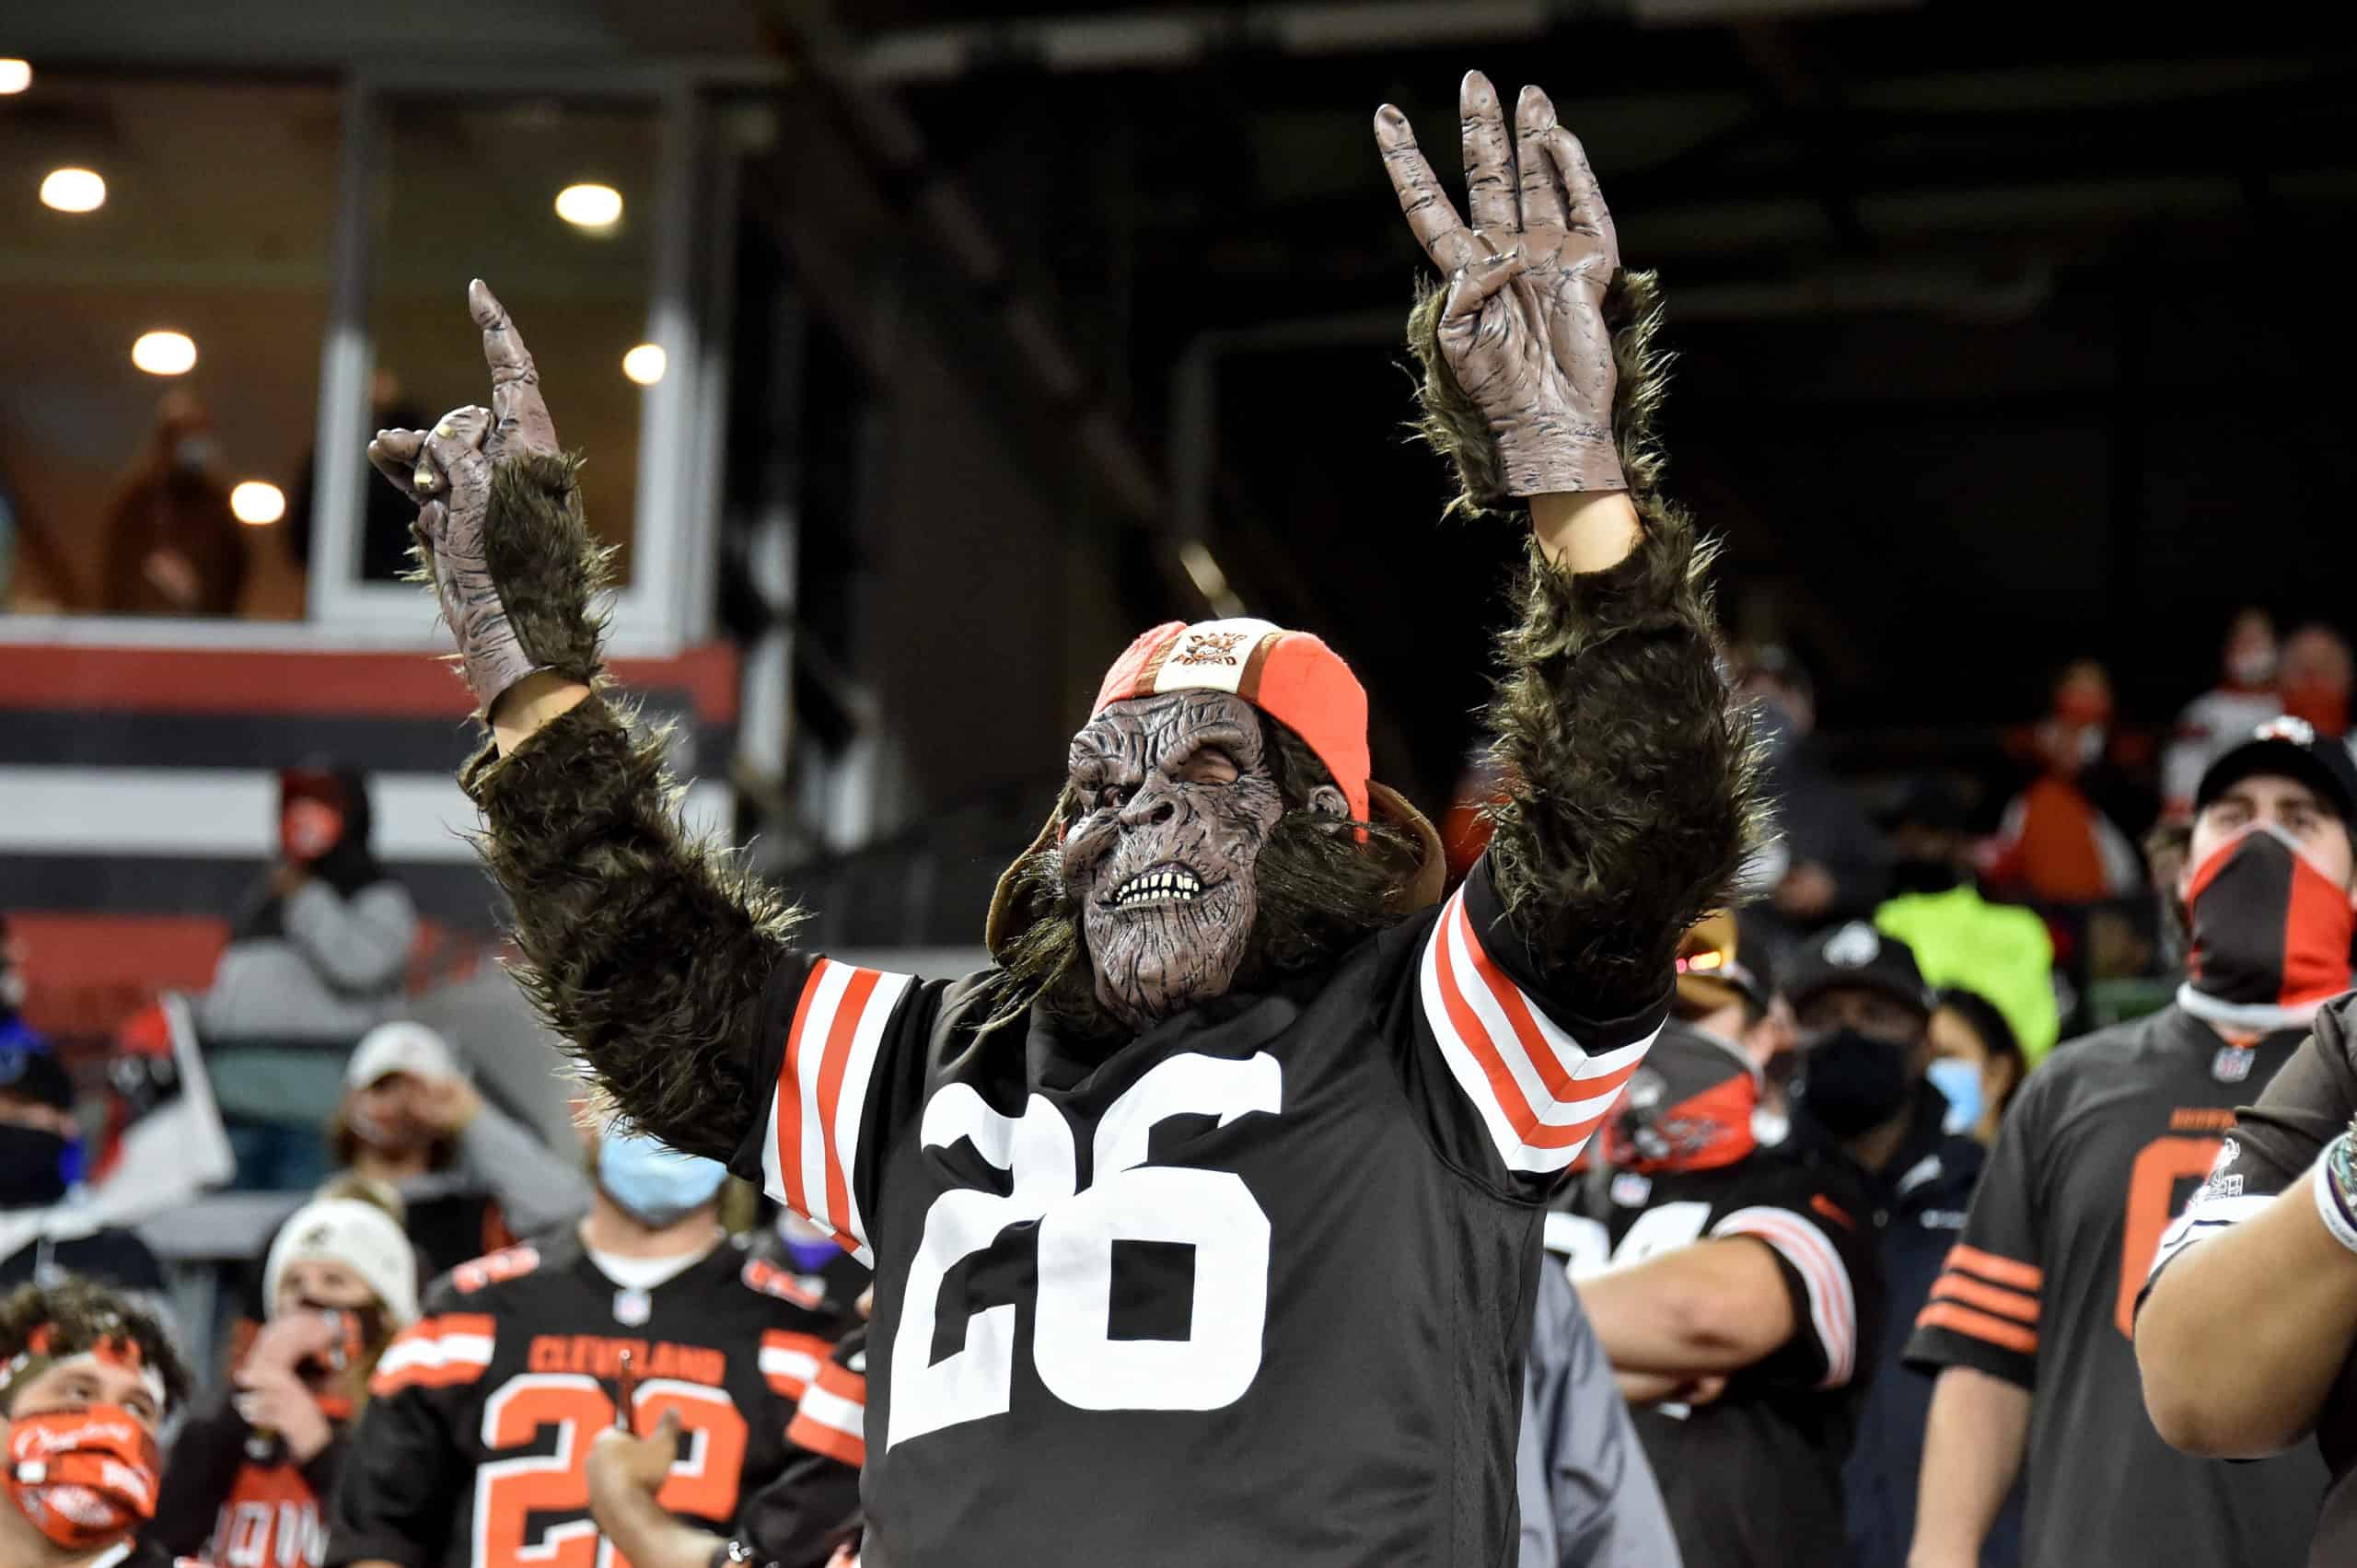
[985,617,1445,958]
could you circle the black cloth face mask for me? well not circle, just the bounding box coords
[1794,1028,1916,1138]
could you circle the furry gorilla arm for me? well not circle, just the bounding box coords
[1413,270,1767,1016]
[463,691,806,1162]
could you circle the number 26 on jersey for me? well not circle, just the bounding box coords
[889,1051,1282,1449]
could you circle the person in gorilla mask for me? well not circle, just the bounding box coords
[357,67,1763,1564]
[1911,718,2352,1568]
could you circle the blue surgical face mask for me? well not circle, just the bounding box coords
[1926,1057,1983,1136]
[596,1128,727,1226]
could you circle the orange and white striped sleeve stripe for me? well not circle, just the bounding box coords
[1713,1206,1860,1388]
[1916,1244,2040,1359]
[759,1330,834,1401]
[369,1314,495,1397]
[786,1350,867,1468]
[1417,886,1661,1177]
[761,958,913,1269]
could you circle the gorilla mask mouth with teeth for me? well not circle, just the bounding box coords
[1063,691,1308,1029]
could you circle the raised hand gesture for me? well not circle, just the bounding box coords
[1376,71,1624,496]
[366,281,603,719]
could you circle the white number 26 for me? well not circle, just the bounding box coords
[887,1051,1282,1450]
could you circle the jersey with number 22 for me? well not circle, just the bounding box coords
[727,859,1668,1566]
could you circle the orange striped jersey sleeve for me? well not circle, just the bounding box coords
[1714,1205,1862,1388]
[760,1329,836,1401]
[369,1313,496,1397]
[758,958,916,1268]
[1904,1067,2050,1389]
[1415,872,1666,1184]
[786,1339,868,1469]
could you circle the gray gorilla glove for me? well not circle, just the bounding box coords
[366,280,609,714]
[1376,71,1625,501]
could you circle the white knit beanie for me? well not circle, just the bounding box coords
[262,1197,421,1329]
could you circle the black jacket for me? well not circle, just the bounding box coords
[1836,1084,2022,1568]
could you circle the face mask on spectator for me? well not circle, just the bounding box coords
[1794,1027,1917,1137]
[282,798,345,864]
[1925,1057,1983,1135]
[4,1404,161,1551]
[596,1128,727,1227]
[2184,823,2356,1015]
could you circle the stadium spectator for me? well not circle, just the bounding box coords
[589,1323,871,1568]
[1549,999,1885,1568]
[148,1181,417,1567]
[1926,988,2026,1146]
[98,390,247,616]
[2131,727,2357,1562]
[309,1020,588,1285]
[1671,912,1793,1144]
[2161,608,2282,819]
[1767,928,2020,1568]
[0,1276,195,1568]
[1734,645,1887,952]
[2281,622,2355,738]
[1516,1263,1683,1568]
[329,1116,848,1568]
[201,764,419,1190]
[1982,659,2145,904]
[0,1034,171,1311]
[1909,718,2351,1567]
[1875,777,2061,1066]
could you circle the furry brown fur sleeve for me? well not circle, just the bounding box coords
[461,694,807,1162]
[1410,271,1771,1013]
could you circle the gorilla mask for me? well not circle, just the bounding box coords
[1063,691,1346,1029]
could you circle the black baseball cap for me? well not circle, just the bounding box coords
[2196,716,2357,823]
[1781,921,1933,1018]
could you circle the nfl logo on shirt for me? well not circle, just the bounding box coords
[2211,1046,2255,1084]
[1610,1171,1654,1208]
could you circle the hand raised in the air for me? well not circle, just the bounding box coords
[366,281,604,720]
[1375,72,1624,496]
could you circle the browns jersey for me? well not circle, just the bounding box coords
[1550,1143,1884,1568]
[325,1227,847,1568]
[721,1328,868,1568]
[725,858,1671,1566]
[1906,1005,2328,1565]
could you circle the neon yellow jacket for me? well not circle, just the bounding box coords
[1875,885,2060,1064]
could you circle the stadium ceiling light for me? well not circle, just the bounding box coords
[0,59,30,95]
[621,343,667,386]
[554,182,622,229]
[230,481,286,526]
[40,167,105,213]
[131,331,197,377]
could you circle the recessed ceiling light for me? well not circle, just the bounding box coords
[621,343,667,386]
[230,481,286,526]
[131,331,197,376]
[554,182,622,228]
[41,168,105,214]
